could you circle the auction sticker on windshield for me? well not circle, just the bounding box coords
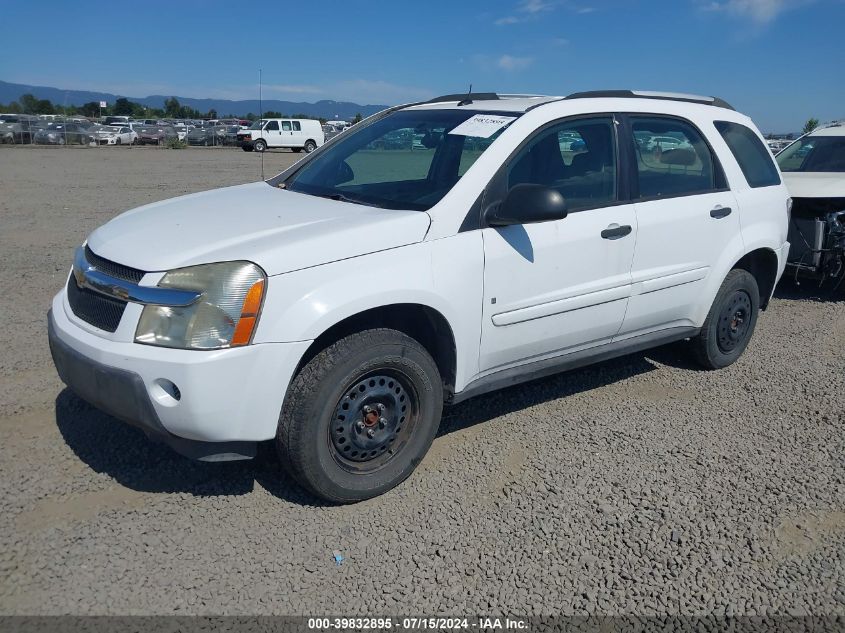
[449,114,516,138]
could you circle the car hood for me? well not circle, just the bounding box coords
[86,182,432,276]
[782,172,845,198]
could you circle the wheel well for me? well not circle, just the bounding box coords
[733,248,779,309]
[295,304,457,394]
[305,139,316,146]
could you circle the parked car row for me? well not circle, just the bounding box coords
[0,113,348,149]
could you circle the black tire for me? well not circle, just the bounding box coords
[277,328,443,503]
[291,147,302,153]
[304,140,317,153]
[253,139,267,152]
[691,269,760,369]
[242,145,253,152]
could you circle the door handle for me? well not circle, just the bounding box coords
[710,206,732,219]
[601,224,633,240]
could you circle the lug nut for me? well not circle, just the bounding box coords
[355,421,365,432]
[379,418,387,428]
[377,403,385,412]
[366,429,375,438]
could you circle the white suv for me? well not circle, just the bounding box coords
[49,90,790,502]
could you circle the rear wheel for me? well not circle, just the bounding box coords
[690,269,760,369]
[291,147,302,153]
[253,139,267,152]
[304,140,317,153]
[277,329,443,503]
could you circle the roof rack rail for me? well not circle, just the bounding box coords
[564,90,735,111]
[424,93,500,104]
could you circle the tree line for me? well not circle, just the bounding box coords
[0,93,362,124]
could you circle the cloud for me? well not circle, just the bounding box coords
[497,55,534,71]
[521,0,554,13]
[331,79,434,105]
[263,84,324,95]
[471,54,534,72]
[494,0,555,25]
[701,0,798,23]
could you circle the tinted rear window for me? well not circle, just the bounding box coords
[715,121,781,188]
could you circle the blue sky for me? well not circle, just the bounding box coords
[1,0,843,131]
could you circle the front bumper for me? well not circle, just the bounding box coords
[49,292,312,461]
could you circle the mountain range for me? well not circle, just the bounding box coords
[0,80,389,119]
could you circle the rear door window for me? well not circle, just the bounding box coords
[715,121,781,187]
[630,116,719,199]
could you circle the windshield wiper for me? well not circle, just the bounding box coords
[316,192,383,208]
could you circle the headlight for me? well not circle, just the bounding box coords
[135,261,266,350]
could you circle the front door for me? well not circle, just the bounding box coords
[263,120,281,146]
[617,114,741,338]
[479,115,637,374]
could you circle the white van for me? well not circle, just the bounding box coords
[238,118,324,153]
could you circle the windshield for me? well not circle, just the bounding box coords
[777,135,845,173]
[249,120,266,130]
[283,109,515,210]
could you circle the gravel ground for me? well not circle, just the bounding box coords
[0,146,843,617]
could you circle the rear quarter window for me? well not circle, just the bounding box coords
[714,121,781,188]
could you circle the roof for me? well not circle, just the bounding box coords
[406,89,734,114]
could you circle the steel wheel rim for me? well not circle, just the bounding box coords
[717,290,752,353]
[328,370,419,474]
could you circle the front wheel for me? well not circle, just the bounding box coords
[253,139,267,152]
[277,329,443,503]
[690,269,760,369]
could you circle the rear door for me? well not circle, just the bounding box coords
[616,114,740,339]
[280,120,293,147]
[291,120,304,147]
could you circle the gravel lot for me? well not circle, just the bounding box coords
[1,146,843,617]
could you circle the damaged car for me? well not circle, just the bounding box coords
[776,122,845,292]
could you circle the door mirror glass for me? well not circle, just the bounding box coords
[486,184,568,227]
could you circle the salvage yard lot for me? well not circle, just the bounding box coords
[1,146,843,615]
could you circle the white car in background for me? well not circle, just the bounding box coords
[776,122,845,289]
[92,125,137,145]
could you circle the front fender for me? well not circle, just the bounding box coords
[253,235,485,390]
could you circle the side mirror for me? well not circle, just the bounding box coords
[485,184,568,227]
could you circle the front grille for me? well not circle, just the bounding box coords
[84,245,145,283]
[66,276,127,333]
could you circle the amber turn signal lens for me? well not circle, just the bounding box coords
[231,279,265,347]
